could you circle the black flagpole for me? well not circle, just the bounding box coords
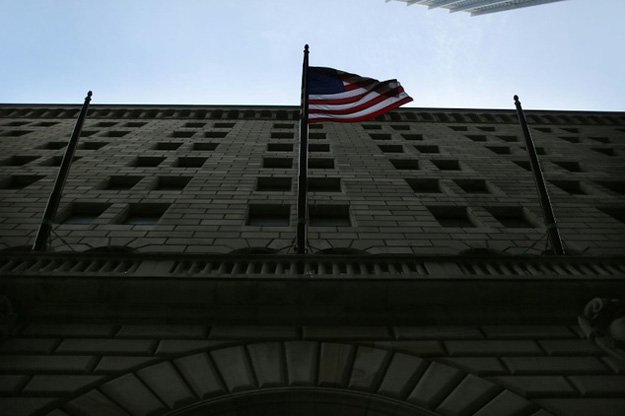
[514,95,565,255]
[296,45,310,254]
[32,91,93,251]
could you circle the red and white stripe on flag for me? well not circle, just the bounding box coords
[307,67,413,123]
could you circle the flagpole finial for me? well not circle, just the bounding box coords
[304,44,309,52]
[87,91,92,97]
[513,94,520,103]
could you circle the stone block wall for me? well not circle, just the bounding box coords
[0,323,624,416]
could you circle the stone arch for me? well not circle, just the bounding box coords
[51,341,550,416]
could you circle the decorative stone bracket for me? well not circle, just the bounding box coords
[579,297,625,360]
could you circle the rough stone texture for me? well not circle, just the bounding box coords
[247,342,284,387]
[377,352,427,399]
[173,353,225,399]
[211,346,257,392]
[285,341,318,386]
[99,373,167,416]
[407,362,464,409]
[137,361,196,408]
[348,345,390,391]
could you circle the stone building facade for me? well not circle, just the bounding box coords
[0,104,624,416]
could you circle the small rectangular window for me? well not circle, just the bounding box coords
[486,146,510,155]
[1,155,39,166]
[125,122,147,128]
[95,122,117,127]
[309,205,351,227]
[61,203,110,225]
[513,160,531,171]
[309,143,330,152]
[599,207,625,224]
[553,161,583,172]
[101,176,143,190]
[595,181,625,195]
[40,155,80,166]
[414,145,439,154]
[309,158,334,169]
[477,126,495,132]
[193,142,219,151]
[449,126,468,131]
[390,159,419,170]
[267,143,293,152]
[369,133,391,140]
[432,160,461,171]
[154,142,183,150]
[592,148,615,156]
[362,124,381,130]
[205,131,228,138]
[80,130,98,137]
[132,156,165,167]
[0,175,44,189]
[486,206,535,228]
[171,131,196,138]
[309,177,341,192]
[454,179,490,194]
[257,177,291,191]
[466,135,487,142]
[497,135,518,142]
[391,125,410,131]
[154,176,191,190]
[559,136,580,143]
[378,145,403,153]
[122,203,169,225]
[103,131,130,137]
[271,132,293,139]
[428,206,475,227]
[263,157,293,168]
[175,157,207,168]
[550,180,586,195]
[247,204,290,226]
[273,123,293,129]
[309,132,326,140]
[405,178,441,193]
[214,122,235,128]
[401,134,423,140]
[38,141,67,150]
[79,141,108,150]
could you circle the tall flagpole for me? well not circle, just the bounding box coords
[296,45,310,254]
[32,91,93,251]
[514,95,565,255]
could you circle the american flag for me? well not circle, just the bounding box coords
[307,67,413,123]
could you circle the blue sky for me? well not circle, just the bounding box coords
[1,0,623,111]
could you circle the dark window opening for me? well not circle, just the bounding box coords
[390,159,419,170]
[205,131,228,138]
[592,148,615,156]
[550,180,586,195]
[155,176,191,190]
[193,142,219,151]
[596,181,625,195]
[309,132,327,140]
[102,131,130,137]
[309,177,341,192]
[79,141,108,150]
[273,123,294,129]
[415,145,439,154]
[309,205,351,227]
[101,176,143,190]
[38,141,67,150]
[401,134,423,140]
[309,158,335,169]
[267,143,293,152]
[309,143,330,152]
[247,204,290,226]
[553,161,583,172]
[362,124,381,130]
[60,203,110,225]
[454,179,490,194]
[432,160,461,171]
[369,133,391,140]
[449,126,468,131]
[154,142,183,150]
[487,206,535,228]
[497,135,518,142]
[391,125,410,131]
[122,203,169,225]
[559,136,580,143]
[428,206,475,227]
[263,157,293,168]
[95,122,117,127]
[257,177,291,192]
[378,145,403,153]
[405,178,441,193]
[271,132,293,139]
[132,156,165,167]
[215,122,235,128]
[599,207,625,224]
[172,131,195,138]
[175,157,207,168]
[1,155,39,166]
[80,130,98,137]
[466,135,487,142]
[0,175,44,189]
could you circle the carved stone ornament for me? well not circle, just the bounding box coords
[578,297,625,360]
[0,296,18,338]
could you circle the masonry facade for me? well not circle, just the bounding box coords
[0,104,624,416]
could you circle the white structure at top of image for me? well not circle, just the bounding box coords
[388,0,568,16]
